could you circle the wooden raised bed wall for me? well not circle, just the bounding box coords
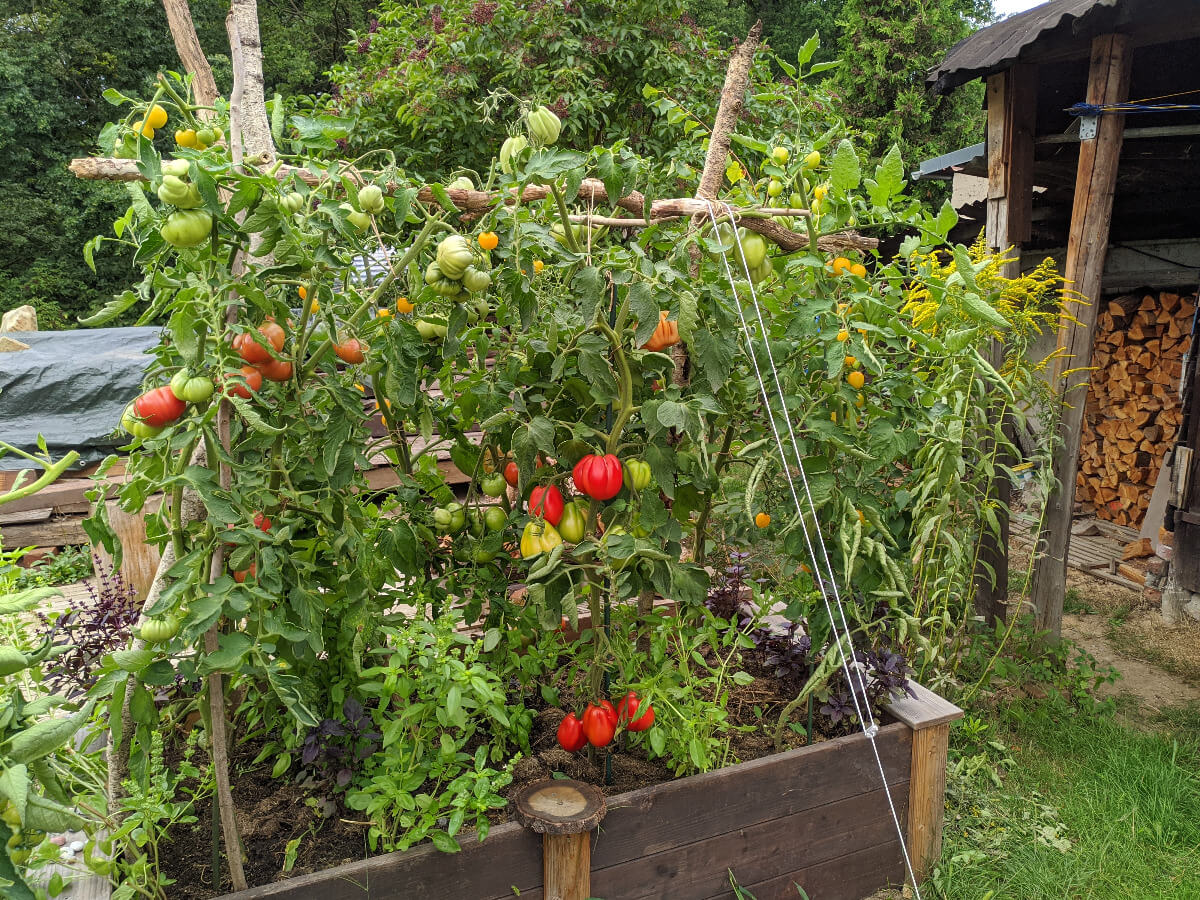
[227,684,960,900]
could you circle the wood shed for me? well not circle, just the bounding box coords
[920,0,1200,629]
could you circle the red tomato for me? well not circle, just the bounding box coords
[233,561,256,583]
[334,338,365,364]
[257,358,294,382]
[556,712,587,752]
[222,366,263,399]
[504,461,519,487]
[233,320,286,365]
[132,385,187,427]
[572,453,623,501]
[616,691,655,732]
[582,702,616,747]
[528,484,565,526]
[253,511,271,532]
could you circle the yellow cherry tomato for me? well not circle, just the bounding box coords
[145,104,168,129]
[298,286,307,301]
[309,300,319,314]
[836,329,850,342]
[755,512,771,529]
[478,231,499,251]
[803,151,821,169]
[844,355,857,368]
[848,370,866,390]
[831,257,852,276]
[850,263,867,278]
[378,308,392,319]
[175,128,197,148]
[855,393,866,409]
[133,120,154,138]
[856,508,866,524]
[533,259,544,273]
[397,296,415,314]
[813,185,828,201]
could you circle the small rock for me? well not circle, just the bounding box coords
[1,305,37,331]
[0,336,30,352]
[69,839,85,852]
[49,835,66,847]
[61,848,75,860]
[1183,598,1200,623]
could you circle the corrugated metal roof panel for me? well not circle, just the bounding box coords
[929,0,1122,94]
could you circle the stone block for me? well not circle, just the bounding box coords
[1,305,37,331]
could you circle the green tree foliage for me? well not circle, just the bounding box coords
[688,0,846,66]
[0,0,372,328]
[829,0,992,164]
[329,0,726,178]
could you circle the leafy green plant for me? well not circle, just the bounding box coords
[345,614,524,852]
[104,732,208,900]
[10,546,94,590]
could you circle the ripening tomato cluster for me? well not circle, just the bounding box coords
[121,369,216,440]
[514,451,654,558]
[556,691,655,751]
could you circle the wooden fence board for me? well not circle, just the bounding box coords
[589,723,910,867]
[721,838,905,900]
[591,786,907,900]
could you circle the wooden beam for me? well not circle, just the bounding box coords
[977,64,1036,624]
[1031,33,1133,638]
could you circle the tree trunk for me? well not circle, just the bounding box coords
[161,0,218,115]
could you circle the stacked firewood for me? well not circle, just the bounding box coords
[1076,290,1195,527]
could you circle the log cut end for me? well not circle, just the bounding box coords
[513,779,606,835]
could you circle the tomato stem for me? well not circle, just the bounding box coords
[548,184,582,255]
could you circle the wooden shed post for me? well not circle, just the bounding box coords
[1030,33,1132,638]
[977,63,1036,623]
[886,683,964,884]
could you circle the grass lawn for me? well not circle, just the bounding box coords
[931,696,1200,899]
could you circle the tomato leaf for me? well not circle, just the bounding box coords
[830,139,861,194]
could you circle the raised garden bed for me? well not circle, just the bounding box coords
[222,684,959,900]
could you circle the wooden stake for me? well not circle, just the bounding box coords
[1031,33,1132,638]
[514,779,606,900]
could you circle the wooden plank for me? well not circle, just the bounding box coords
[0,517,89,548]
[0,474,121,515]
[0,507,52,526]
[716,839,904,900]
[93,498,162,603]
[885,681,964,731]
[1031,33,1132,638]
[224,819,542,899]
[595,787,907,900]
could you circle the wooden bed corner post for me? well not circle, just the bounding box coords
[977,63,1036,624]
[514,780,606,900]
[886,683,964,885]
[1030,33,1132,639]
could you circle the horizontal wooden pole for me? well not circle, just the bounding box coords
[68,157,877,255]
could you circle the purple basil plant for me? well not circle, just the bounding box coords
[38,557,140,697]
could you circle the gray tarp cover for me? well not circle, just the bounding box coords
[0,327,161,470]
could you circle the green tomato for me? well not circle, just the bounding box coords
[480,473,507,497]
[281,192,306,213]
[346,209,371,231]
[739,230,768,269]
[527,105,562,147]
[424,260,443,285]
[170,370,214,403]
[772,146,790,165]
[195,127,216,147]
[120,405,164,440]
[789,192,806,209]
[448,176,474,191]
[557,499,587,543]
[623,458,652,491]
[499,134,528,174]
[436,234,475,280]
[484,506,507,532]
[432,277,463,299]
[160,209,212,248]
[446,502,466,533]
[433,507,454,532]
[138,612,180,644]
[161,159,190,177]
[357,184,385,214]
[461,266,491,293]
[766,179,783,198]
[415,318,448,342]
[467,508,486,537]
[473,547,497,564]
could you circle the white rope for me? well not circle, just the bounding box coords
[703,200,924,897]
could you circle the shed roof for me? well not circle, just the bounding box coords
[929,0,1125,94]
